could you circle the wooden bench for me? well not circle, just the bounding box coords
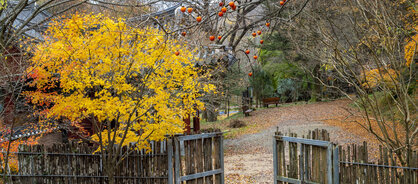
[262,97,280,108]
[242,105,253,116]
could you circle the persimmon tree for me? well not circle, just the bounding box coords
[24,13,214,183]
[156,0,311,120]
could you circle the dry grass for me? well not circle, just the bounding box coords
[228,119,246,128]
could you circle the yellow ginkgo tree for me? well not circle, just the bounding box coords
[24,13,214,183]
[404,0,417,67]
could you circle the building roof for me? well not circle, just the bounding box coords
[2,1,51,41]
[0,123,59,143]
[127,3,180,22]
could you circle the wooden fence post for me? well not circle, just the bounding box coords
[219,135,224,184]
[167,138,173,184]
[203,137,213,184]
[333,145,339,184]
[327,144,333,184]
[273,131,286,184]
[273,136,278,184]
[174,137,181,184]
[214,135,221,184]
[299,143,304,182]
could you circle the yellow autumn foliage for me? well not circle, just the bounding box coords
[362,68,398,89]
[0,137,38,173]
[0,0,5,10]
[361,1,415,89]
[403,0,417,66]
[405,34,417,66]
[24,14,214,152]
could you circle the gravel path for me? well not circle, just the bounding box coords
[223,100,369,183]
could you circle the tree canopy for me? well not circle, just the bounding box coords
[24,14,215,151]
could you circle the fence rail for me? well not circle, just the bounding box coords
[174,132,224,184]
[274,128,418,184]
[8,141,170,184]
[274,129,337,184]
[339,161,418,170]
[1,132,225,184]
[339,143,417,184]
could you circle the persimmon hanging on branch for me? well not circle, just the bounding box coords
[221,7,227,13]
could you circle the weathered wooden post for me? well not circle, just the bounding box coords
[183,115,191,135]
[192,111,200,133]
[333,145,339,184]
[167,138,173,184]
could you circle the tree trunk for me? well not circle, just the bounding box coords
[103,149,116,184]
[310,64,321,102]
[108,173,115,184]
[105,162,115,184]
[207,108,217,122]
[227,99,230,117]
[202,110,208,121]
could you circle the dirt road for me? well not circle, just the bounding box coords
[223,100,369,183]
